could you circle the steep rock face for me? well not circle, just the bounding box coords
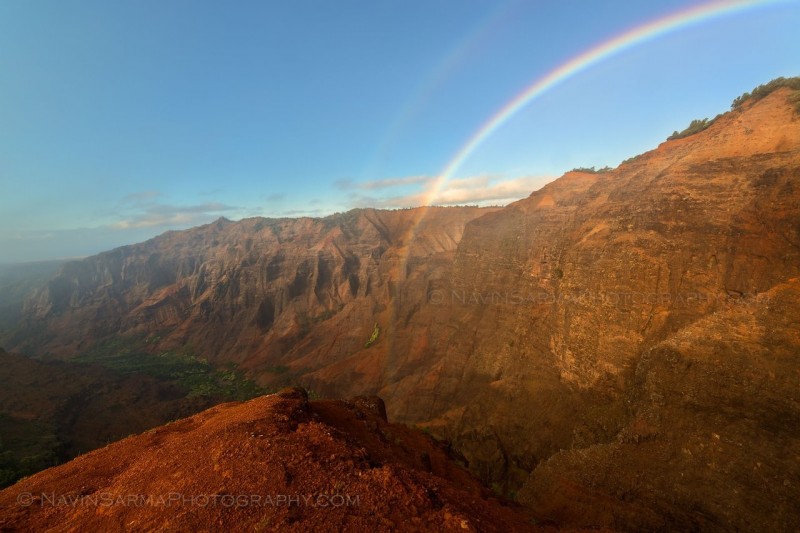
[519,278,800,531]
[0,391,541,532]
[312,89,800,529]
[13,207,495,379]
[421,89,800,489]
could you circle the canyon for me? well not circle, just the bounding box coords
[2,84,799,530]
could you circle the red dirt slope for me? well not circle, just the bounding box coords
[0,389,545,532]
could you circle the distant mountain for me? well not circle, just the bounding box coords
[8,206,496,368]
[4,81,800,530]
[0,260,64,334]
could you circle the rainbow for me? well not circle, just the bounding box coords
[383,0,790,354]
[419,0,790,209]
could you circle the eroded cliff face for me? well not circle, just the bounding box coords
[517,278,800,531]
[13,206,495,374]
[8,88,800,530]
[413,89,800,502]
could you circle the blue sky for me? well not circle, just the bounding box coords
[1,0,799,262]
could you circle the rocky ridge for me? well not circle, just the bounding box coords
[0,389,543,532]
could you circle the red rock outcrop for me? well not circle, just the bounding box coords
[0,390,542,532]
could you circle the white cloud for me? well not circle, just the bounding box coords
[336,175,433,191]
[110,202,239,229]
[346,175,552,208]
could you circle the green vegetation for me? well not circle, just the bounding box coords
[620,154,643,166]
[731,76,800,112]
[0,415,60,488]
[570,166,613,173]
[74,336,269,401]
[364,323,380,348]
[667,77,800,143]
[667,116,721,141]
[0,337,271,488]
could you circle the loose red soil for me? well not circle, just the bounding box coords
[0,389,549,532]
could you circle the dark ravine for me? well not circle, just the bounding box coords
[0,348,218,488]
[3,86,800,530]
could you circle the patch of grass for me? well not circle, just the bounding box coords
[364,323,380,348]
[74,336,269,401]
